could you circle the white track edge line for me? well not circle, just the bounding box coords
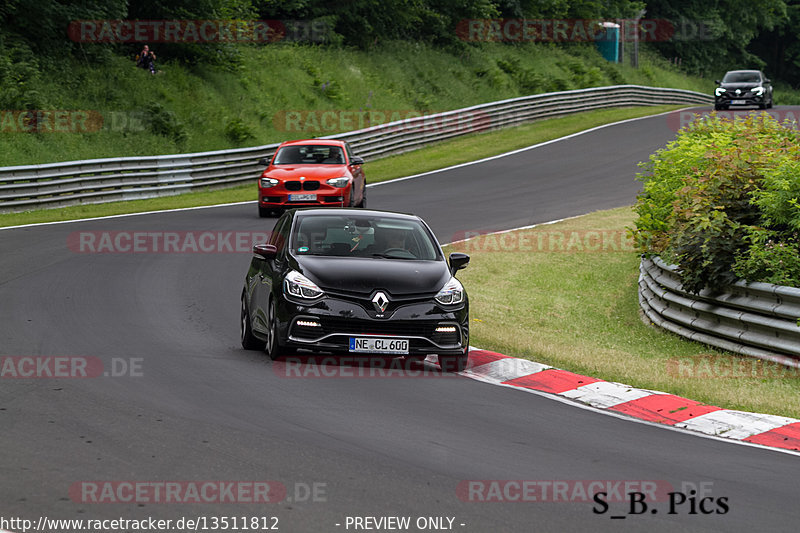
[0,107,697,232]
[368,107,692,187]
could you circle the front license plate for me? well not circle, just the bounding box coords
[289,194,316,201]
[731,100,746,105]
[349,337,409,355]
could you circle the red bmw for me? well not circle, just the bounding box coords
[257,139,367,217]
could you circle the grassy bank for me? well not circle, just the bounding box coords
[448,207,800,419]
[0,104,685,228]
[0,42,712,167]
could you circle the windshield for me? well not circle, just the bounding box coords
[292,214,441,260]
[273,145,345,165]
[722,71,761,83]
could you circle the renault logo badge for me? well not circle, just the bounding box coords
[372,291,389,313]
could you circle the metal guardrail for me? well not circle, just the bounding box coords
[0,85,711,212]
[639,256,800,368]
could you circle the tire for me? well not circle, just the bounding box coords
[258,206,271,218]
[241,293,266,350]
[356,186,366,208]
[347,188,355,208]
[714,104,722,111]
[439,353,467,373]
[264,297,284,360]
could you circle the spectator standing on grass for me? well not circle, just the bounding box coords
[136,45,156,74]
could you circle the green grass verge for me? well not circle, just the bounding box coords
[0,104,685,228]
[447,207,800,419]
[1,41,713,167]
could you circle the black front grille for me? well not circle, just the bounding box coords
[284,181,321,191]
[324,317,428,336]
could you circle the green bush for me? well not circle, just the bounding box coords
[144,103,187,145]
[631,113,800,291]
[224,118,255,145]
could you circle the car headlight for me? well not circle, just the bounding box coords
[284,270,324,299]
[260,177,279,188]
[714,87,726,96]
[326,177,350,188]
[752,87,765,96]
[435,277,464,305]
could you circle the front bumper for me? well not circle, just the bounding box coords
[259,193,347,208]
[276,295,469,356]
[715,94,768,107]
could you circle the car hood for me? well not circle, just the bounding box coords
[295,255,451,296]
[719,82,762,89]
[265,165,348,180]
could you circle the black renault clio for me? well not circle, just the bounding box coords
[714,70,773,110]
[241,209,470,371]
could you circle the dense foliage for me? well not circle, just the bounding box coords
[632,113,800,291]
[1,0,798,87]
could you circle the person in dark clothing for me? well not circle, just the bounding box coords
[136,45,156,74]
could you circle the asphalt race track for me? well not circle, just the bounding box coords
[2,107,800,533]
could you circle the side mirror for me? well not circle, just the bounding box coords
[350,156,365,166]
[765,78,771,83]
[448,252,470,275]
[714,80,720,84]
[253,243,278,259]
[258,158,270,166]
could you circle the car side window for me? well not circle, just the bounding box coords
[269,216,291,255]
[345,143,355,164]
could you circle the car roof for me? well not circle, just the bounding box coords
[292,208,419,221]
[279,139,347,147]
[724,69,763,75]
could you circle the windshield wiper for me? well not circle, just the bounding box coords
[371,253,416,260]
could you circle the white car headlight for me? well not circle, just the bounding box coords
[326,177,350,188]
[435,277,464,305]
[752,87,765,96]
[260,177,279,188]
[284,270,324,299]
[715,87,726,96]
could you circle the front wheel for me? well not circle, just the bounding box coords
[241,293,266,350]
[258,206,271,218]
[265,297,284,360]
[439,353,467,373]
[356,186,366,208]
